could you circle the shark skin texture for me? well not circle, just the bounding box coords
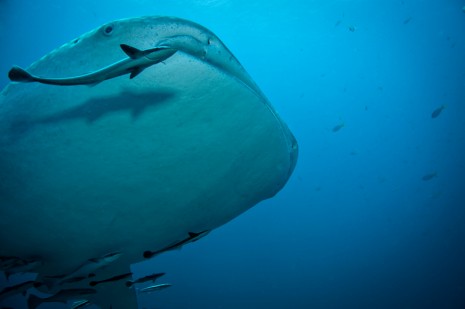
[0,16,298,308]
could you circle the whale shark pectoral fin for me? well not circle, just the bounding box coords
[129,67,143,79]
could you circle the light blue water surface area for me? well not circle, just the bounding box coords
[1,0,465,308]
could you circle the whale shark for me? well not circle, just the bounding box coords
[0,16,298,308]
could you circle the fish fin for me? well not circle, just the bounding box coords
[8,66,35,83]
[189,230,209,241]
[129,67,144,79]
[125,281,134,288]
[120,44,144,59]
[188,232,200,238]
[27,294,43,309]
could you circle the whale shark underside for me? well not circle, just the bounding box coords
[0,16,297,308]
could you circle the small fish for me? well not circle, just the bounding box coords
[144,230,210,259]
[348,25,356,32]
[431,105,446,118]
[403,17,412,24]
[138,283,172,294]
[47,252,122,288]
[27,288,96,309]
[61,276,89,285]
[0,281,42,301]
[70,299,92,309]
[89,272,132,287]
[126,272,165,288]
[8,44,177,86]
[422,172,437,181]
[332,123,345,132]
[3,258,42,279]
[0,256,22,270]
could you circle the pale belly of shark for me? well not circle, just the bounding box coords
[0,16,297,308]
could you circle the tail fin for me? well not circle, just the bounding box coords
[27,294,43,309]
[8,66,35,82]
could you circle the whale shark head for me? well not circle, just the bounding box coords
[0,16,297,308]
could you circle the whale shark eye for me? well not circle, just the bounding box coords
[103,24,114,36]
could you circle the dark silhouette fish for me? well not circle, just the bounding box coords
[332,122,345,132]
[422,172,437,181]
[403,17,412,24]
[89,272,133,287]
[126,272,165,288]
[43,252,122,289]
[431,105,446,118]
[143,230,209,259]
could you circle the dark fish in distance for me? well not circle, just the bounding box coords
[143,230,209,259]
[27,288,97,309]
[332,123,345,132]
[126,272,165,288]
[431,105,446,118]
[422,172,437,181]
[89,272,133,287]
[138,283,172,294]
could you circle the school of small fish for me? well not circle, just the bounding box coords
[0,230,204,308]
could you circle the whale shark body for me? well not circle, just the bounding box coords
[0,16,297,308]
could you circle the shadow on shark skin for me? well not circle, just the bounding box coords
[9,90,175,137]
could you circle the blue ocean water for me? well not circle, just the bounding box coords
[1,0,465,308]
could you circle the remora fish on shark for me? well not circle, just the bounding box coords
[0,281,42,301]
[8,44,177,86]
[89,272,133,287]
[126,272,165,288]
[44,252,122,289]
[0,257,42,279]
[27,288,97,309]
[138,283,172,294]
[143,231,210,259]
